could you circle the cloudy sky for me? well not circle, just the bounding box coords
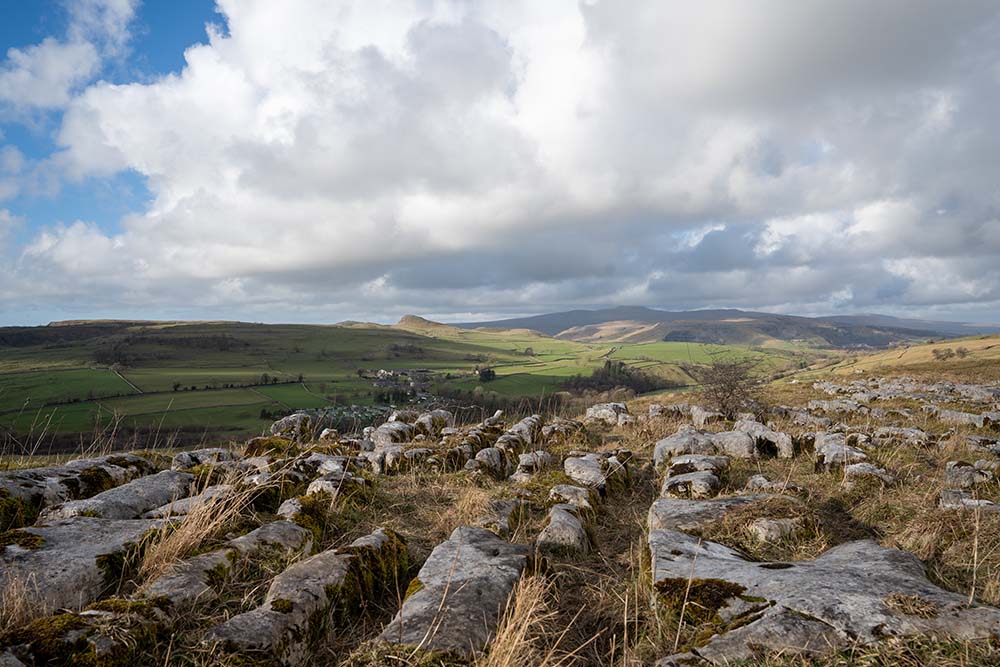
[1,0,999,326]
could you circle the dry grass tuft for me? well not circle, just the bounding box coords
[0,572,43,635]
[136,478,259,584]
[475,575,581,667]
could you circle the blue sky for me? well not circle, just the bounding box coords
[1,0,217,251]
[1,1,999,326]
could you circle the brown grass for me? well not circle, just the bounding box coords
[136,477,259,584]
[0,571,42,635]
[474,575,582,667]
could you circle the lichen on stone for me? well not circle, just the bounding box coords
[0,528,45,550]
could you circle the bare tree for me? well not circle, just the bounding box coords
[693,356,764,419]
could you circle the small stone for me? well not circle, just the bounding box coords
[661,472,721,499]
[748,517,803,542]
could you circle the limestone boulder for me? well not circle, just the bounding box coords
[650,530,1000,665]
[661,472,721,499]
[654,427,717,468]
[536,504,591,555]
[0,517,161,613]
[39,470,194,522]
[378,526,531,656]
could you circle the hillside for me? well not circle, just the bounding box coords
[0,319,809,446]
[823,334,1000,381]
[455,306,992,348]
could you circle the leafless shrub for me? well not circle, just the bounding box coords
[693,357,765,419]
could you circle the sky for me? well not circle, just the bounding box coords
[1,1,999,326]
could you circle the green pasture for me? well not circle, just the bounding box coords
[0,368,137,412]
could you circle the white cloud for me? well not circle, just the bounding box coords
[0,0,138,112]
[0,39,100,110]
[4,0,1000,322]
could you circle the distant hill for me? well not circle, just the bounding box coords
[452,306,990,349]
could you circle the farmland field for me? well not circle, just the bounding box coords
[0,319,812,445]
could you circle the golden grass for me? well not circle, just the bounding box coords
[474,576,581,667]
[136,476,259,584]
[0,571,42,635]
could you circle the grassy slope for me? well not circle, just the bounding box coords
[822,334,1000,381]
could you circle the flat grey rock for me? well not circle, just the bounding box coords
[378,526,530,656]
[1,516,160,613]
[647,495,784,533]
[661,472,721,499]
[711,431,757,459]
[650,529,1000,665]
[39,470,194,521]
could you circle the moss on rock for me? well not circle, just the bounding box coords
[655,577,748,624]
[0,528,45,550]
[0,489,40,531]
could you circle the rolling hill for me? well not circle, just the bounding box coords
[0,318,810,445]
[454,306,996,348]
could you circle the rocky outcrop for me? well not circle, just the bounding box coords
[0,454,156,529]
[270,413,313,442]
[647,496,782,533]
[143,520,313,607]
[564,452,628,496]
[585,402,630,426]
[378,526,531,656]
[536,504,591,555]
[38,470,194,522]
[203,528,407,665]
[171,448,238,470]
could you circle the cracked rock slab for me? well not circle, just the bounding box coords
[0,454,156,527]
[649,529,1000,665]
[203,528,407,665]
[378,526,530,656]
[1,516,161,613]
[39,470,194,522]
[647,495,784,533]
[654,427,718,468]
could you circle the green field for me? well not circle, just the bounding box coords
[0,368,137,412]
[0,319,810,442]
